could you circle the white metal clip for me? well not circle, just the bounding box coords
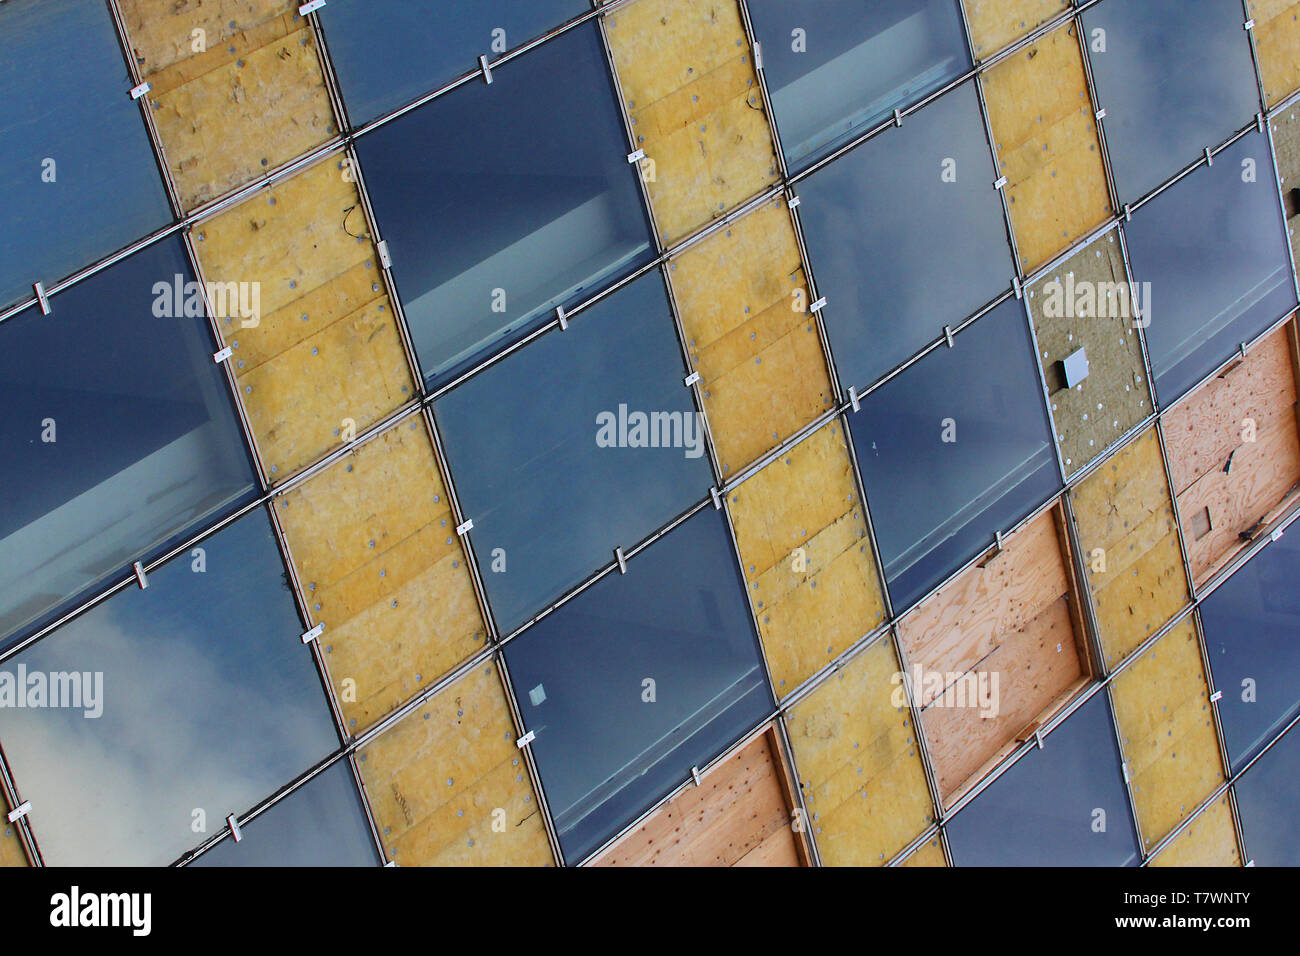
[456,518,474,536]
[848,385,860,413]
[301,622,324,645]
[684,370,701,387]
[129,81,151,101]
[299,0,327,15]
[479,54,493,84]
[213,345,233,364]
[133,561,148,589]
[227,814,243,842]
[33,281,51,315]
[615,546,628,574]
[516,730,536,749]
[6,802,31,823]
[376,240,392,269]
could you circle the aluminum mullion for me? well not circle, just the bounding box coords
[494,651,566,867]
[0,740,41,867]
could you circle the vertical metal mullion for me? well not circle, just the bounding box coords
[885,624,948,850]
[1101,679,1150,859]
[772,713,821,866]
[0,741,42,867]
[660,260,726,487]
[344,752,387,866]
[1189,608,1245,861]
[1020,292,1071,485]
[1072,3,1123,217]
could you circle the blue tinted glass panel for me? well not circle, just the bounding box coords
[357,24,654,386]
[1127,132,1297,406]
[1199,530,1300,770]
[1234,724,1300,866]
[0,236,257,649]
[0,510,338,866]
[194,763,377,867]
[1082,0,1260,203]
[433,272,712,634]
[847,298,1059,611]
[320,0,589,126]
[797,81,1012,389]
[0,0,172,311]
[946,694,1141,865]
[747,0,971,170]
[504,508,772,863]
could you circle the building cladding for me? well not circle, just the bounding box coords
[1,0,1299,868]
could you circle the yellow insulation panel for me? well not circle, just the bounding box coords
[606,0,779,244]
[729,422,887,698]
[1149,795,1241,867]
[1112,619,1225,852]
[277,416,486,733]
[671,197,834,475]
[1251,0,1300,105]
[786,637,935,866]
[1071,429,1190,670]
[982,21,1111,272]
[198,156,414,481]
[963,0,1071,60]
[358,663,552,866]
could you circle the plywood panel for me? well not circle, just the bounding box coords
[1149,795,1241,867]
[197,156,414,480]
[127,9,334,208]
[1252,0,1300,106]
[899,833,947,867]
[670,198,834,475]
[1071,429,1190,670]
[729,422,887,698]
[963,0,1071,60]
[606,0,779,244]
[1112,620,1224,852]
[277,416,486,732]
[1027,231,1152,476]
[0,822,26,867]
[983,21,1110,272]
[358,663,552,866]
[591,731,803,866]
[786,638,935,866]
[899,510,1086,801]
[1165,326,1300,584]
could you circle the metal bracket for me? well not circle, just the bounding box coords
[994,529,1005,553]
[690,765,703,786]
[1123,203,1132,222]
[993,176,1008,190]
[213,345,233,364]
[301,622,324,645]
[847,385,860,413]
[128,81,151,101]
[627,148,646,164]
[1245,17,1255,30]
[1034,728,1044,750]
[516,730,535,749]
[1271,527,1285,543]
[1210,690,1224,703]
[376,240,392,269]
[299,0,326,15]
[1012,275,1023,299]
[1095,108,1106,121]
[133,561,148,590]
[455,518,473,536]
[33,281,51,315]
[1257,112,1266,133]
[6,802,31,823]
[1204,146,1214,167]
[1121,762,1130,783]
[810,296,826,313]
[893,108,903,128]
[786,193,800,209]
[227,814,243,842]
[615,546,628,574]
[753,41,762,70]
[556,305,568,331]
[709,486,722,510]
[943,325,955,348]
[479,54,493,84]
[684,370,701,387]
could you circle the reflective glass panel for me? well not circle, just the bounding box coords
[433,272,712,634]
[797,81,1012,389]
[194,762,377,867]
[747,0,971,171]
[1234,723,1300,866]
[0,509,338,866]
[504,507,772,863]
[0,0,172,311]
[1199,529,1300,770]
[1127,132,1297,407]
[847,298,1060,611]
[946,694,1141,865]
[320,0,589,126]
[1081,0,1261,203]
[0,236,257,649]
[357,23,654,386]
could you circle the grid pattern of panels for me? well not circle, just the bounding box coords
[3,0,1300,868]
